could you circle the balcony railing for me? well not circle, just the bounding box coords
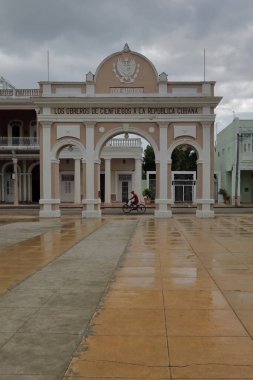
[0,137,39,148]
[0,89,40,97]
[106,138,142,147]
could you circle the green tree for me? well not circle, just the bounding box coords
[143,144,156,172]
[171,145,197,171]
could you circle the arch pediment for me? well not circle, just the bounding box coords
[94,44,158,94]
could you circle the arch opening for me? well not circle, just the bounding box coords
[171,144,198,205]
[97,130,154,205]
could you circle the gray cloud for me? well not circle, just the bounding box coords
[0,0,253,127]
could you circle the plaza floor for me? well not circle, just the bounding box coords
[0,214,253,379]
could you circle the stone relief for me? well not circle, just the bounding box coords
[113,57,140,83]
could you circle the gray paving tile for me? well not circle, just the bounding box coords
[0,333,80,375]
[0,376,56,380]
[18,308,91,334]
[42,288,104,309]
[0,308,37,333]
[0,333,14,349]
[0,289,55,308]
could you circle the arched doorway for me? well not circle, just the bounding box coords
[95,125,158,210]
[99,132,150,205]
[171,144,198,204]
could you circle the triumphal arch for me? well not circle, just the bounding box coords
[35,44,221,218]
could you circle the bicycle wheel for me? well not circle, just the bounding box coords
[138,203,146,213]
[122,203,131,214]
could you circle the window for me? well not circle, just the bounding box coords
[242,133,252,153]
[62,174,74,181]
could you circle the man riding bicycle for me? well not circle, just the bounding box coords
[129,190,139,209]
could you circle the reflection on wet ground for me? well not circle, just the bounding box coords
[1,214,253,379]
[65,215,253,379]
[0,217,103,294]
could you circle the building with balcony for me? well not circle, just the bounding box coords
[215,117,253,204]
[0,80,143,205]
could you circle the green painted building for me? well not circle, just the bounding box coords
[215,118,253,205]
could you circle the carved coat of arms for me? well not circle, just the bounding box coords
[113,57,140,83]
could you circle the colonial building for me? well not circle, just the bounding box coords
[0,44,221,218]
[215,117,253,205]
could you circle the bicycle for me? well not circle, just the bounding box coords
[122,202,146,214]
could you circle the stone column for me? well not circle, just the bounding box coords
[94,160,101,211]
[196,122,214,218]
[167,161,172,212]
[155,123,172,218]
[51,160,60,215]
[39,122,60,217]
[22,162,27,203]
[82,123,101,217]
[28,173,32,202]
[104,158,111,204]
[81,160,86,203]
[12,157,19,206]
[134,157,142,200]
[74,159,81,203]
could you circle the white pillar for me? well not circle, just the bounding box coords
[28,173,32,202]
[196,122,214,218]
[23,162,27,202]
[39,122,60,217]
[82,123,101,218]
[104,158,111,204]
[155,123,172,218]
[13,157,19,206]
[134,157,142,199]
[74,159,81,203]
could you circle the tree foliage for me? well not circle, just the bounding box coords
[143,144,156,172]
[171,145,197,171]
[142,144,197,172]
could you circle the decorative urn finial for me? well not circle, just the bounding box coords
[123,43,130,53]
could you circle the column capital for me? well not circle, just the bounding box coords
[85,122,96,128]
[51,159,60,164]
[159,122,168,129]
[40,121,52,128]
[201,121,212,128]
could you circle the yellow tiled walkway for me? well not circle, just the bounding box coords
[64,215,253,379]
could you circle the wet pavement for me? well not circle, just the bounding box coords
[0,214,253,379]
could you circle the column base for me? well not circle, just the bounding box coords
[196,209,215,218]
[155,198,172,218]
[155,210,172,218]
[39,210,61,218]
[82,210,102,218]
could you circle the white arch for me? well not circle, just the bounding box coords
[51,138,86,160]
[94,125,159,160]
[167,138,204,162]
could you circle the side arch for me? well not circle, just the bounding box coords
[51,138,86,161]
[167,139,203,162]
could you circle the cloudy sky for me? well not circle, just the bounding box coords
[1,0,253,132]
